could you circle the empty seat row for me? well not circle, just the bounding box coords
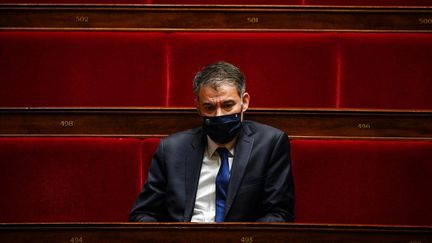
[291,139,432,225]
[1,137,431,225]
[2,31,432,109]
[1,0,432,6]
[0,137,159,222]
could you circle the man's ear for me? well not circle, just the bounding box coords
[241,92,250,112]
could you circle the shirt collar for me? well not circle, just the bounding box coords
[206,135,236,158]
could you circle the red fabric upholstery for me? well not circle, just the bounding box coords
[1,136,431,225]
[291,139,432,225]
[2,31,432,110]
[0,31,167,107]
[168,32,338,108]
[0,0,150,3]
[140,138,160,187]
[0,137,145,222]
[305,0,432,6]
[2,0,431,5]
[338,33,432,110]
[151,0,301,4]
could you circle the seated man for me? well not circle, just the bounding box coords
[129,61,294,222]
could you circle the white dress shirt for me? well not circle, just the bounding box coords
[191,136,235,222]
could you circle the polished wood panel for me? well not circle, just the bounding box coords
[1,108,431,140]
[1,4,432,32]
[1,223,431,243]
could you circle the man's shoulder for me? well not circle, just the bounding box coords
[161,126,202,145]
[242,120,286,136]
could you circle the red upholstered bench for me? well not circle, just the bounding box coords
[140,138,161,187]
[3,136,431,225]
[2,0,431,5]
[291,139,432,226]
[305,0,432,6]
[1,31,339,109]
[0,137,159,222]
[338,33,432,110]
[0,0,151,3]
[3,31,432,110]
[167,32,338,108]
[150,0,432,5]
[151,0,302,4]
[0,31,168,107]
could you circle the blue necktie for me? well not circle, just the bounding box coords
[215,147,230,222]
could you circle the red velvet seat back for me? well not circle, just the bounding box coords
[0,31,168,107]
[2,136,432,225]
[291,139,432,225]
[0,0,150,3]
[168,32,338,108]
[2,31,432,110]
[305,0,432,6]
[2,0,431,5]
[338,33,432,110]
[151,0,302,4]
[0,137,156,222]
[152,0,432,5]
[140,138,161,187]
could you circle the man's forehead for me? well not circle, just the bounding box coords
[201,98,236,105]
[199,84,239,96]
[199,90,240,104]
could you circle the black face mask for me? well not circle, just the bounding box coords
[202,113,242,144]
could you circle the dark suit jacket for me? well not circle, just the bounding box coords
[129,120,295,222]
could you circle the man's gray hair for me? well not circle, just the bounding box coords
[193,61,246,98]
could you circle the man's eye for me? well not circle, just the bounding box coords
[223,103,234,109]
[204,105,215,111]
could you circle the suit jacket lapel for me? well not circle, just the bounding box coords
[225,125,254,217]
[183,131,205,221]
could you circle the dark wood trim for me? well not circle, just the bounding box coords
[0,223,431,242]
[1,4,432,32]
[1,108,431,140]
